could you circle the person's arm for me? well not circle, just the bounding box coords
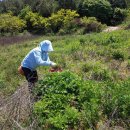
[34,51,56,66]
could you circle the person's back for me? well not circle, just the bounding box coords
[22,48,38,71]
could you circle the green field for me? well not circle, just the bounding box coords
[0,30,130,129]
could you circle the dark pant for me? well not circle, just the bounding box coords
[22,67,38,93]
[22,67,38,83]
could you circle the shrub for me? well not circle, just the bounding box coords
[81,61,113,81]
[34,71,130,129]
[108,0,127,8]
[91,68,112,81]
[34,71,83,129]
[19,6,45,32]
[0,13,26,35]
[58,20,78,35]
[78,0,113,24]
[33,71,105,129]
[102,81,130,121]
[112,50,125,60]
[47,9,79,33]
[81,17,105,33]
[111,8,127,25]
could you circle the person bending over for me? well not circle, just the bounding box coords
[21,40,56,93]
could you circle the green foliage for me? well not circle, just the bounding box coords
[0,0,24,15]
[111,8,127,25]
[0,80,5,89]
[0,13,26,35]
[1,30,130,129]
[32,0,59,17]
[108,0,127,8]
[19,6,32,19]
[80,81,103,127]
[34,71,130,129]
[19,6,45,31]
[112,49,125,60]
[47,9,79,33]
[102,81,130,120]
[34,71,83,129]
[87,31,129,46]
[0,0,128,27]
[19,8,80,34]
[81,61,112,81]
[78,0,113,24]
[80,17,105,33]
[58,0,78,10]
[58,16,105,35]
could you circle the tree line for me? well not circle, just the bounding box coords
[0,0,129,35]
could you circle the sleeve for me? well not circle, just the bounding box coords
[34,50,52,66]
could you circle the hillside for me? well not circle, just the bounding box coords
[0,0,130,129]
[0,29,130,129]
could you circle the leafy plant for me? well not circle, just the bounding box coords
[112,50,125,60]
[47,9,79,33]
[0,13,26,35]
[111,8,127,25]
[34,71,83,129]
[81,17,105,33]
[19,6,45,32]
[78,0,113,24]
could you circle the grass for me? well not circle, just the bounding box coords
[0,30,130,130]
[1,30,130,98]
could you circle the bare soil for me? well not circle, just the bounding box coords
[0,83,34,130]
[103,26,121,32]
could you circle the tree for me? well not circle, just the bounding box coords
[78,0,113,24]
[125,0,130,8]
[31,0,59,17]
[0,0,24,15]
[0,13,26,35]
[108,0,127,8]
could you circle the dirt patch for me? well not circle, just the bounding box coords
[103,26,121,32]
[0,83,35,130]
[0,34,39,46]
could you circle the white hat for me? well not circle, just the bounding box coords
[39,40,53,52]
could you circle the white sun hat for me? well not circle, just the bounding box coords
[39,40,53,52]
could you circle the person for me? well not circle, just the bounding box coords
[21,40,56,93]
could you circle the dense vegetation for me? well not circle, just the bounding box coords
[0,0,130,129]
[0,30,130,129]
[0,0,129,36]
[1,30,130,94]
[34,71,130,129]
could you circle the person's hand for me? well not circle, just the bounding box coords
[49,64,62,72]
[51,62,57,67]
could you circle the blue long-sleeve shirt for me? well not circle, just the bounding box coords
[21,47,53,71]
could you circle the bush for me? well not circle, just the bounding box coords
[58,17,105,35]
[47,9,79,33]
[112,50,125,60]
[81,61,112,81]
[80,17,105,33]
[19,6,46,32]
[108,0,127,8]
[102,81,130,121]
[78,0,113,24]
[111,8,127,25]
[0,13,26,35]
[34,72,130,129]
[34,71,83,129]
[58,20,78,35]
[33,71,105,129]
